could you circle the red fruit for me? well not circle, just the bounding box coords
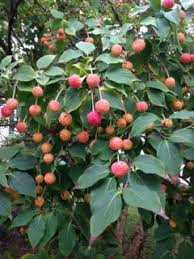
[59,112,72,126]
[161,0,174,9]
[111,44,123,57]
[48,100,61,112]
[16,121,28,133]
[117,118,127,128]
[35,185,43,194]
[32,132,43,143]
[165,77,176,89]
[86,74,100,88]
[105,126,115,135]
[44,172,56,185]
[77,131,89,143]
[59,129,71,141]
[191,54,194,63]
[35,175,44,184]
[34,196,45,207]
[123,113,133,123]
[56,33,65,41]
[161,118,173,128]
[136,101,148,112]
[97,127,104,134]
[85,37,94,43]
[29,104,41,116]
[177,32,186,43]
[43,153,54,164]
[48,44,56,53]
[111,161,129,177]
[1,106,13,117]
[132,39,146,53]
[49,126,57,135]
[180,53,191,64]
[179,10,186,20]
[95,99,110,114]
[123,139,133,150]
[32,86,44,97]
[6,98,18,110]
[122,61,133,70]
[172,99,184,111]
[57,28,64,35]
[161,184,167,193]
[68,74,82,88]
[41,143,52,154]
[109,137,123,150]
[87,111,101,126]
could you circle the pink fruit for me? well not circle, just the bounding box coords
[48,100,61,112]
[179,10,186,20]
[161,184,167,192]
[111,44,123,57]
[161,0,174,9]
[132,39,146,53]
[111,161,129,177]
[16,121,28,133]
[136,101,148,112]
[29,104,41,116]
[32,86,44,97]
[86,74,100,88]
[109,137,123,150]
[68,74,82,88]
[85,37,94,43]
[77,131,89,143]
[95,99,110,114]
[180,53,191,64]
[87,111,101,126]
[6,98,18,110]
[1,106,13,117]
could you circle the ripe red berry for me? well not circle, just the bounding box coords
[161,184,167,193]
[44,172,56,185]
[95,99,110,114]
[29,104,41,116]
[59,112,72,126]
[111,161,129,177]
[43,153,54,164]
[136,101,148,112]
[34,196,45,207]
[1,106,13,117]
[87,111,101,126]
[85,37,94,43]
[48,100,61,112]
[56,33,65,41]
[35,175,44,184]
[111,44,123,57]
[161,0,174,9]
[165,77,176,89]
[68,74,82,88]
[109,137,123,150]
[191,54,194,63]
[86,74,100,88]
[48,44,56,53]
[32,86,44,97]
[132,39,146,53]
[32,132,43,143]
[117,118,127,128]
[6,98,18,110]
[179,10,186,20]
[105,126,115,135]
[177,32,186,43]
[161,118,173,128]
[122,61,133,70]
[123,113,133,123]
[57,28,64,36]
[76,131,89,143]
[172,99,184,111]
[123,139,133,150]
[16,121,28,133]
[41,143,52,154]
[180,53,191,64]
[59,129,71,141]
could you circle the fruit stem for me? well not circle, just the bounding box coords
[117,152,120,161]
[162,64,169,77]
[55,88,64,100]
[90,90,95,111]
[132,93,139,102]
[23,114,28,122]
[12,81,18,98]
[35,98,38,105]
[98,87,102,99]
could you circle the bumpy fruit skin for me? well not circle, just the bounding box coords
[85,37,94,43]
[6,98,18,110]
[161,184,167,193]
[35,185,43,194]
[117,118,127,128]
[48,100,61,112]
[44,172,56,185]
[97,127,104,134]
[136,101,148,112]
[61,191,70,200]
[95,99,110,114]
[32,132,43,143]
[169,219,176,228]
[161,118,173,128]
[87,111,101,126]
[68,74,82,88]
[109,137,123,150]
[177,32,186,43]
[105,126,115,135]
[122,61,133,70]
[86,74,100,88]
[35,175,44,184]
[180,53,191,64]
[111,161,129,177]
[57,28,64,35]
[165,77,176,89]
[132,39,146,53]
[172,99,184,111]
[29,104,41,116]
[16,121,28,133]
[43,153,54,164]
[41,143,52,154]
[123,113,133,123]
[59,129,71,141]
[59,112,72,126]
[48,44,56,53]
[56,33,65,41]
[123,139,133,150]
[111,44,123,57]
[34,196,45,207]
[161,0,174,9]
[179,9,186,20]
[77,131,89,143]
[1,106,13,117]
[32,86,44,97]
[186,161,194,170]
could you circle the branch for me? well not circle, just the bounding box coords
[34,0,48,17]
[0,37,8,54]
[107,0,122,25]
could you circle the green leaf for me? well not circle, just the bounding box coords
[9,154,37,170]
[134,155,166,177]
[141,16,157,27]
[58,224,77,256]
[0,165,8,187]
[44,66,64,76]
[67,143,86,161]
[169,129,194,146]
[90,178,122,236]
[59,49,82,63]
[123,173,165,213]
[37,55,56,70]
[101,89,124,110]
[146,80,170,92]
[78,164,109,189]
[51,9,64,19]
[28,215,46,248]
[162,6,180,25]
[96,53,123,64]
[9,171,36,197]
[65,26,76,36]
[131,113,159,137]
[11,208,35,228]
[15,65,36,82]
[157,140,183,176]
[75,41,95,55]
[170,110,194,120]
[106,68,137,85]
[156,18,170,39]
[149,0,161,9]
[0,145,22,161]
[177,241,194,259]
[0,192,11,216]
[180,0,193,10]
[63,88,84,113]
[147,90,166,107]
[91,139,114,161]
[68,19,84,31]
[0,55,12,68]
[182,148,194,160]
